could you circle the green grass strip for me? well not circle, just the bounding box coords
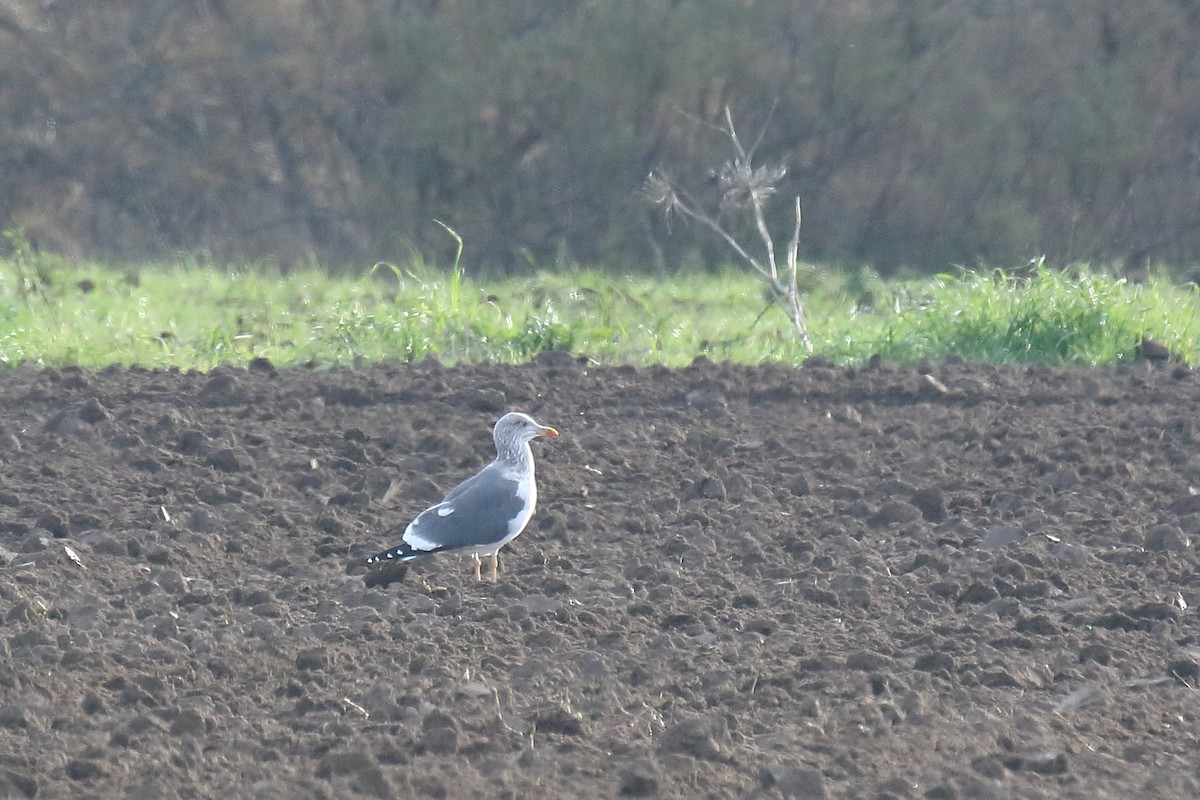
[0,254,1195,369]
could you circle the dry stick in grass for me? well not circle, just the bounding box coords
[645,106,812,352]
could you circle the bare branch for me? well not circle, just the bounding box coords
[785,198,811,352]
[647,178,773,282]
[723,106,748,163]
[787,197,802,286]
[749,190,778,282]
[644,108,813,353]
[668,104,728,138]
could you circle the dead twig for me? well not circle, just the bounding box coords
[644,106,812,352]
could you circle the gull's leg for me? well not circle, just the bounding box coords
[489,553,499,583]
[472,553,482,581]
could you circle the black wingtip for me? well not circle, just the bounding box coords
[365,543,417,565]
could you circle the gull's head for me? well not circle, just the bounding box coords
[495,411,558,448]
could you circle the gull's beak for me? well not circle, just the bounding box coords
[540,425,559,439]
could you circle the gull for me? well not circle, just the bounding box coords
[365,412,558,581]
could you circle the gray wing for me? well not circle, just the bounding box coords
[401,462,524,553]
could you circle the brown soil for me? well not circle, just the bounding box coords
[1,357,1199,799]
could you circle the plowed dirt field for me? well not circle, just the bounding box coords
[1,357,1198,799]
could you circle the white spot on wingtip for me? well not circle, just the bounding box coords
[436,505,454,517]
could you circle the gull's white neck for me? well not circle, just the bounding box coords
[495,439,535,477]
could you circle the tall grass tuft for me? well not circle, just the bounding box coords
[819,265,1198,366]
